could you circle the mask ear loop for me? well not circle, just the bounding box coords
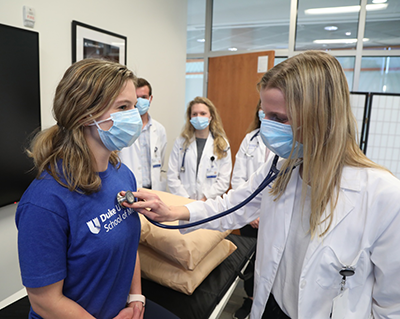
[88,114,111,129]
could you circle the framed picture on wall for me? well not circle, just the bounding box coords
[72,20,127,65]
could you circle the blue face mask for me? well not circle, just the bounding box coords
[260,119,303,159]
[258,110,265,122]
[136,97,150,115]
[90,108,143,151]
[190,116,210,130]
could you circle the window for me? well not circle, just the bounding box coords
[187,0,206,54]
[296,0,361,51]
[212,0,291,52]
[359,57,400,93]
[364,0,400,50]
[337,56,355,90]
[185,59,204,109]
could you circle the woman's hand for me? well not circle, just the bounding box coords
[113,303,144,319]
[249,217,260,229]
[121,189,190,222]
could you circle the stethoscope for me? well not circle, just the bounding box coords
[245,130,260,158]
[117,154,298,229]
[180,148,215,172]
[180,148,188,172]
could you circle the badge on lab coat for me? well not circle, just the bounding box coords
[330,288,349,319]
[206,167,217,178]
[152,156,161,168]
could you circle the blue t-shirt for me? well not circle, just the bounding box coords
[16,162,141,319]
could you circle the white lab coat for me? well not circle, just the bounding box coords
[183,156,400,318]
[119,118,167,191]
[231,129,269,189]
[167,133,232,200]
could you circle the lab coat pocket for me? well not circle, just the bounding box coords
[315,247,369,291]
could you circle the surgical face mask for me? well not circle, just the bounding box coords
[90,108,142,151]
[258,110,265,122]
[136,97,150,115]
[190,116,210,130]
[260,119,303,159]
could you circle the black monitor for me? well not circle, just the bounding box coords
[0,24,41,208]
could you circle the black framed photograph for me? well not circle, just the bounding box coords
[72,20,127,65]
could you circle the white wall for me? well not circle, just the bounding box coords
[0,0,187,307]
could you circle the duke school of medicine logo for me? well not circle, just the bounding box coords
[86,217,101,234]
[86,205,135,234]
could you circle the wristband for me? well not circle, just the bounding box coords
[127,294,146,306]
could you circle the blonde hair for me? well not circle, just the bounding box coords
[259,51,385,237]
[29,58,137,194]
[246,100,262,134]
[181,96,229,159]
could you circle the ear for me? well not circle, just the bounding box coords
[149,96,153,104]
[81,114,94,126]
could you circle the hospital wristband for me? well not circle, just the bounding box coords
[127,294,146,306]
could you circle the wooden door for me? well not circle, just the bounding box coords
[207,51,275,169]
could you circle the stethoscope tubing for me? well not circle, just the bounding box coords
[245,130,260,157]
[145,155,282,229]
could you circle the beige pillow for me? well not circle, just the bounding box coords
[140,215,231,270]
[139,239,237,295]
[138,189,231,270]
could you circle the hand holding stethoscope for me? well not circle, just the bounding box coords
[118,155,300,229]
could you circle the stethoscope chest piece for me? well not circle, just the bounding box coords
[117,190,135,205]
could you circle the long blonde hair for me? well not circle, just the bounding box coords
[259,51,385,237]
[246,100,262,134]
[181,97,229,159]
[29,59,137,194]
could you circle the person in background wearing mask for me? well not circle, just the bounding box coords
[120,78,167,191]
[16,59,178,319]
[231,100,271,319]
[167,96,232,200]
[125,51,400,318]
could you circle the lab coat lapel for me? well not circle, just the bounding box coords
[280,162,300,240]
[304,167,360,261]
[201,132,213,161]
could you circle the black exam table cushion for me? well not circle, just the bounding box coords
[142,233,257,319]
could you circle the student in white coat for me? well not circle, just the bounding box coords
[231,101,271,319]
[120,78,167,191]
[167,96,232,200]
[126,51,400,319]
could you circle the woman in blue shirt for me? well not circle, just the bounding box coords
[16,59,177,319]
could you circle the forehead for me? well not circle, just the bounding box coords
[260,87,286,114]
[136,85,150,96]
[116,80,136,99]
[191,103,209,113]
